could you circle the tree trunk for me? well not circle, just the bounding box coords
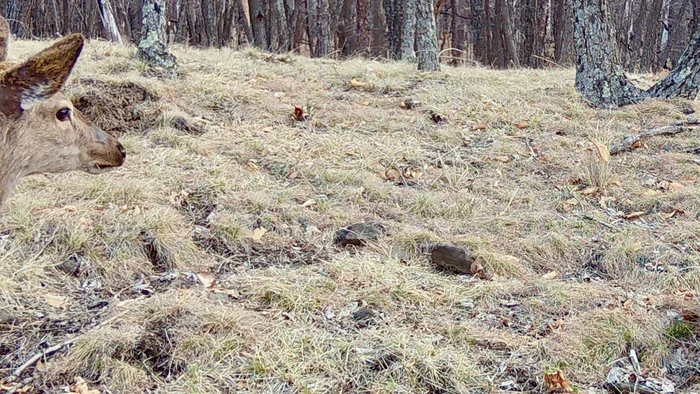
[572,0,700,107]
[317,0,332,56]
[400,0,417,61]
[572,0,645,107]
[337,0,357,56]
[495,0,519,67]
[307,0,319,55]
[97,0,124,44]
[201,0,218,46]
[235,0,254,45]
[383,0,401,58]
[370,0,386,57]
[648,28,700,99]
[272,0,290,50]
[356,0,370,54]
[249,0,268,49]
[137,0,178,78]
[416,0,439,71]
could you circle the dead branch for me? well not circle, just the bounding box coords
[610,118,700,155]
[6,296,145,382]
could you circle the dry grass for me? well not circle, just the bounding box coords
[0,38,699,393]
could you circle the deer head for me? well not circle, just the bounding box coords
[0,31,126,208]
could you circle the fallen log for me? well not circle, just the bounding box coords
[610,118,700,155]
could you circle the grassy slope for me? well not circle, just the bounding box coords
[0,38,699,393]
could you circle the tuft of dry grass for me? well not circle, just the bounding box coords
[0,38,698,393]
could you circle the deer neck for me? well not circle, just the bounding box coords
[0,131,27,208]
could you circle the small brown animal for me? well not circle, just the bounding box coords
[0,18,126,209]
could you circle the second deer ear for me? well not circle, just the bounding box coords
[0,33,84,117]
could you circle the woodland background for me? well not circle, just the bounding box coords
[0,0,697,71]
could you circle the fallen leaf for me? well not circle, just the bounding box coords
[246,161,260,171]
[590,139,610,164]
[300,199,316,208]
[623,211,646,219]
[70,376,100,394]
[668,182,685,191]
[273,92,286,100]
[196,272,217,288]
[541,271,558,280]
[359,101,370,106]
[44,294,69,309]
[544,370,573,393]
[580,186,599,195]
[251,226,268,242]
[349,78,368,89]
[514,122,530,129]
[291,105,308,121]
[472,123,487,131]
[631,139,643,149]
[384,169,401,181]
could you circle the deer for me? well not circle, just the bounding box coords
[0,17,126,209]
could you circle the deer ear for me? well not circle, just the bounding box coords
[0,33,84,117]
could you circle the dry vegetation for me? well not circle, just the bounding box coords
[0,37,699,393]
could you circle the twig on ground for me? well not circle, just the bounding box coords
[610,118,700,155]
[6,296,145,382]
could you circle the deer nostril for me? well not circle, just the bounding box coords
[118,143,127,159]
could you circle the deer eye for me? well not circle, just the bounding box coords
[56,107,71,121]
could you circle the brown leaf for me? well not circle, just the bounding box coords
[580,186,599,196]
[623,211,646,219]
[349,78,368,89]
[514,122,530,129]
[384,169,401,181]
[590,139,610,164]
[668,182,685,191]
[544,370,573,393]
[472,123,487,131]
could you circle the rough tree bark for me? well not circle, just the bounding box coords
[356,0,370,54]
[137,0,178,78]
[415,0,439,71]
[647,28,700,99]
[249,0,268,49]
[573,0,700,108]
[317,0,332,56]
[399,0,417,61]
[383,0,401,58]
[572,0,645,107]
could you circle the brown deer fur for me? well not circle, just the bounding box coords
[0,17,125,209]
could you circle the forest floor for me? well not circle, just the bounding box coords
[0,38,699,394]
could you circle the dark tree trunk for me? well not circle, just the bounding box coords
[201,0,218,46]
[249,0,268,49]
[383,0,401,58]
[272,0,290,50]
[416,0,439,71]
[307,0,318,55]
[137,0,178,78]
[647,28,700,99]
[337,0,357,56]
[495,0,519,67]
[356,0,370,54]
[370,0,386,57]
[400,0,417,61]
